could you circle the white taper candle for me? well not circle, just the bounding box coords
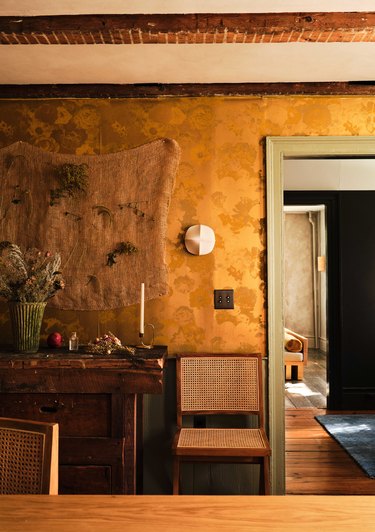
[140,283,145,335]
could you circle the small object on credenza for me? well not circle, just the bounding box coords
[137,323,155,350]
[47,332,63,348]
[139,282,145,335]
[69,332,79,351]
[86,332,136,356]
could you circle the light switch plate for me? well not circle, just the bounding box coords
[214,289,234,309]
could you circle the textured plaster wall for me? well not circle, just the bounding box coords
[0,96,374,355]
[284,213,314,338]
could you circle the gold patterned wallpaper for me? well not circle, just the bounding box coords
[0,96,374,354]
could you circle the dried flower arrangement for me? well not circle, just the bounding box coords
[86,332,135,356]
[0,241,65,302]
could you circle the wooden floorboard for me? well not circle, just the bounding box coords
[285,350,375,494]
[285,408,375,495]
[285,349,327,409]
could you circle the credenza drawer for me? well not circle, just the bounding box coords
[59,465,112,494]
[0,393,111,437]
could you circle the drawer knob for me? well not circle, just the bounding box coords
[39,401,64,414]
[39,405,58,413]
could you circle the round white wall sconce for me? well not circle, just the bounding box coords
[184,224,215,255]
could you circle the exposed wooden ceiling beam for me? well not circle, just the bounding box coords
[1,12,375,45]
[1,82,375,98]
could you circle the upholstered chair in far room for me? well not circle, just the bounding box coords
[284,328,309,380]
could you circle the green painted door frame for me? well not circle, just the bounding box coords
[266,135,375,494]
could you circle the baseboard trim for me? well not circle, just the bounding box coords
[342,388,375,409]
[319,337,328,353]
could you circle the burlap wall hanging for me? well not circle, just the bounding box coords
[0,139,180,310]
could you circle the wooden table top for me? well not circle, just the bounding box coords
[0,495,374,532]
[0,345,167,394]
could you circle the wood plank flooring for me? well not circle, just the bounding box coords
[285,349,327,409]
[286,408,375,494]
[285,351,375,494]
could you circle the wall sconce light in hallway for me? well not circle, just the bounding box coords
[184,224,215,255]
[317,255,326,272]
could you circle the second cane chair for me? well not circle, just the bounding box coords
[0,417,59,494]
[172,353,271,495]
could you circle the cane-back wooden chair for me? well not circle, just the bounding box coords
[172,353,271,495]
[0,417,59,494]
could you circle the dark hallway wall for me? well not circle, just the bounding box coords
[285,190,375,410]
[340,191,375,408]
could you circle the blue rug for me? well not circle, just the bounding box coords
[315,414,375,478]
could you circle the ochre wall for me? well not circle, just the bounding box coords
[0,96,373,354]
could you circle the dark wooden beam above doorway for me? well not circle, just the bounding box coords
[0,82,375,99]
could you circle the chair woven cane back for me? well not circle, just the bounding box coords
[179,356,260,414]
[0,417,59,494]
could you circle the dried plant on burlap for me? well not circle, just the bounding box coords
[50,163,89,206]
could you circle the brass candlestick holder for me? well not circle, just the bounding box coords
[137,323,155,349]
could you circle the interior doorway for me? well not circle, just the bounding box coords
[283,203,328,410]
[265,135,375,495]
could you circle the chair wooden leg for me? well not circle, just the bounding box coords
[285,364,292,380]
[263,456,270,495]
[259,457,271,495]
[297,365,304,380]
[172,457,180,495]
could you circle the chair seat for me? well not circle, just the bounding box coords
[176,428,270,454]
[284,350,304,362]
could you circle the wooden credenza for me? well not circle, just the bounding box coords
[0,346,167,495]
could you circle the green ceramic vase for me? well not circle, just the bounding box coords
[8,302,47,353]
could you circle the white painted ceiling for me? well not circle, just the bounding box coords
[284,159,375,190]
[1,1,375,85]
